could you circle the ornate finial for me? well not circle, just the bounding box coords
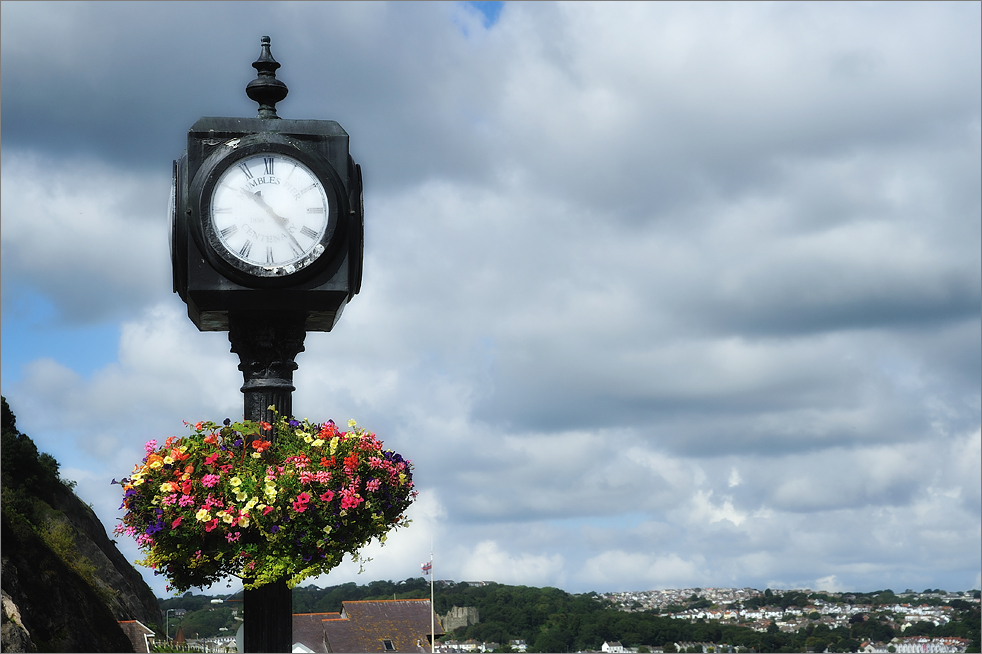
[246,36,289,119]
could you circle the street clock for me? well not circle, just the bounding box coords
[171,37,364,332]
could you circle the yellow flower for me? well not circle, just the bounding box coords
[245,497,258,511]
[303,435,313,444]
[195,509,211,522]
[229,477,242,487]
[329,437,340,455]
[222,513,234,524]
[251,452,261,459]
[347,419,357,429]
[163,455,174,465]
[235,491,248,502]
[312,439,324,447]
[238,515,250,528]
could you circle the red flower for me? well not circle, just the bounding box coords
[251,440,272,453]
[171,517,183,529]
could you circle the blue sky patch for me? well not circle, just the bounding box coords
[0,290,120,385]
[467,1,503,28]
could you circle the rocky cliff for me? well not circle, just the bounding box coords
[1,396,161,652]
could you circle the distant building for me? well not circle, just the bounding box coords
[442,606,480,632]
[118,620,155,653]
[292,599,445,653]
[603,641,627,653]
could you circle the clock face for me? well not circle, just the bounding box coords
[209,153,330,273]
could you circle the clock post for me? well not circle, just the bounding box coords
[171,37,364,652]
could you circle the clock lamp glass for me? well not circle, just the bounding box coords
[210,153,330,270]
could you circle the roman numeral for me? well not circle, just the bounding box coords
[214,207,232,214]
[306,207,325,214]
[301,183,318,195]
[220,225,238,238]
[300,226,319,240]
[266,246,275,264]
[239,240,253,258]
[264,157,274,175]
[238,163,254,179]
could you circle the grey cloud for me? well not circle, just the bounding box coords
[2,1,978,596]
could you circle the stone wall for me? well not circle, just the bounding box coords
[442,605,480,632]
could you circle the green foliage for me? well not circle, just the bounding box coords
[1,396,100,586]
[1,396,74,521]
[177,606,238,639]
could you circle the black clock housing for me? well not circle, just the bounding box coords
[172,116,364,332]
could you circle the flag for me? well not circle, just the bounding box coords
[421,561,432,575]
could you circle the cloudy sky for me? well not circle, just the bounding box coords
[2,1,980,600]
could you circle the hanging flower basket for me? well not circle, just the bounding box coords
[115,414,416,593]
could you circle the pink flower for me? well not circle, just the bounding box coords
[226,531,241,543]
[178,494,196,507]
[145,439,158,455]
[292,492,312,513]
[366,479,381,492]
[319,490,335,502]
[205,453,220,466]
[201,474,220,488]
[340,486,363,509]
[171,517,183,529]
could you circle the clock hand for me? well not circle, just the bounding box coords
[237,189,306,253]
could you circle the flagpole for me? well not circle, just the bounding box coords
[430,548,435,654]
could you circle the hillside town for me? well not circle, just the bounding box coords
[142,582,979,654]
[593,587,980,653]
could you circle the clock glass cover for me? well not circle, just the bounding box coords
[209,153,330,272]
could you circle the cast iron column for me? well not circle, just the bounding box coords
[228,311,307,652]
